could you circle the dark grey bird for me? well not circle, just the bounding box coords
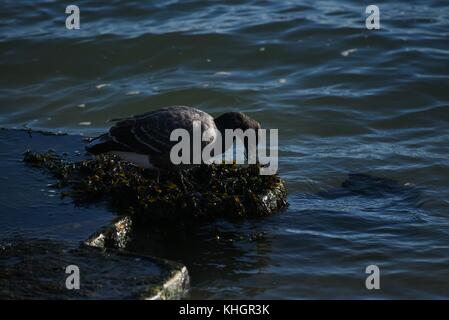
[85,106,261,170]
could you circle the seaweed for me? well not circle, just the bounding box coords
[23,150,288,223]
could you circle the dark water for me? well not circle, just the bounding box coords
[1,0,449,299]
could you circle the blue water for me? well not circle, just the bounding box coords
[1,0,449,299]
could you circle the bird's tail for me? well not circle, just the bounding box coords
[85,133,114,155]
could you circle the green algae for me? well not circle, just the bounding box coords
[23,150,288,223]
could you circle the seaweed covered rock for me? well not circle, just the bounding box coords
[24,150,288,223]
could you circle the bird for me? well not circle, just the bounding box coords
[85,106,261,171]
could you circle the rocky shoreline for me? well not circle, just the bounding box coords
[1,128,287,300]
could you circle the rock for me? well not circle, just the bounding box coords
[83,216,190,300]
[0,237,189,300]
[22,132,288,224]
[84,216,133,249]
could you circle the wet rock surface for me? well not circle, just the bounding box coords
[0,237,188,300]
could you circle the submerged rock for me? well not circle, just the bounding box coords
[23,150,288,223]
[0,238,189,300]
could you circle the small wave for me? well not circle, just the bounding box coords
[125,91,140,95]
[96,84,110,89]
[214,71,232,76]
[340,48,357,57]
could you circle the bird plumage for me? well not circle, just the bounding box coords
[86,105,260,169]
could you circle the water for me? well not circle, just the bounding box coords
[1,0,449,299]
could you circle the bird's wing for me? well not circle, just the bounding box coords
[108,106,216,156]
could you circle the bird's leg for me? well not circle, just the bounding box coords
[176,169,188,193]
[178,170,185,192]
[147,155,160,183]
[154,169,160,184]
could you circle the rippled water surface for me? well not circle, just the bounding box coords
[1,0,449,299]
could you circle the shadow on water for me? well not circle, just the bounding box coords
[126,218,275,298]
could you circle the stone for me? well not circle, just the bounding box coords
[0,237,189,300]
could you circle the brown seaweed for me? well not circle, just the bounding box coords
[23,150,288,223]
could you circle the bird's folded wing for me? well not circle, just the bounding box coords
[108,107,213,156]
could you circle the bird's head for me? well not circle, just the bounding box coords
[214,112,261,162]
[214,112,261,132]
